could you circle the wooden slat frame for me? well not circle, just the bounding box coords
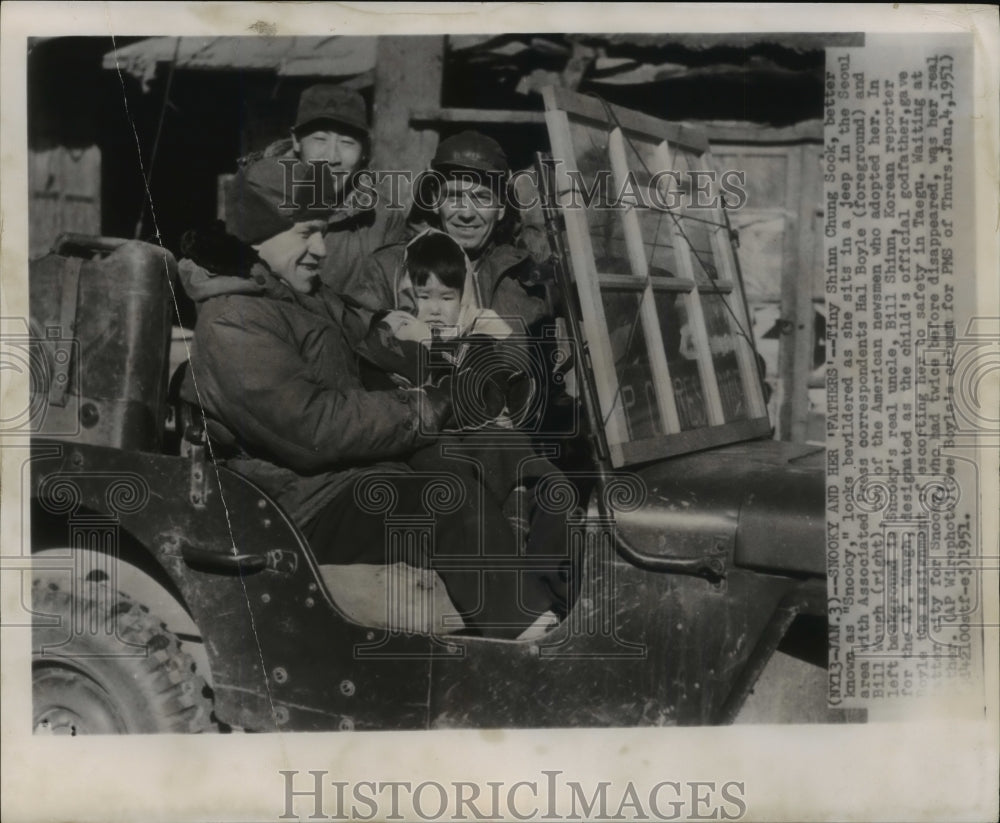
[542,94,629,466]
[618,419,772,466]
[546,85,708,154]
[542,85,771,467]
[660,140,770,423]
[607,128,681,434]
[711,142,821,437]
[701,164,771,420]
[658,142,728,427]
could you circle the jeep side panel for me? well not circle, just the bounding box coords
[31,439,436,732]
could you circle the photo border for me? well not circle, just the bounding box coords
[2,4,997,822]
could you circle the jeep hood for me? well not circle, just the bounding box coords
[613,440,826,577]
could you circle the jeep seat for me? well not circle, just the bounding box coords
[318,564,465,635]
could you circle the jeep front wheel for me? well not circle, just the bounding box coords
[32,576,212,734]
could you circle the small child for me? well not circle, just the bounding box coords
[358,231,572,625]
[402,229,468,338]
[362,230,536,428]
[360,230,554,496]
[393,228,517,344]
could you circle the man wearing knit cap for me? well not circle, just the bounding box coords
[280,83,407,290]
[180,83,405,304]
[290,84,368,178]
[181,156,558,639]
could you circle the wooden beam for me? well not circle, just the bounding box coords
[409,109,825,148]
[776,144,816,441]
[700,143,770,421]
[703,119,824,145]
[543,99,631,463]
[419,94,711,155]
[656,138,726,428]
[618,418,773,466]
[411,107,547,125]
[546,85,709,154]
[372,35,444,186]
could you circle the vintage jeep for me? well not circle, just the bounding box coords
[28,92,833,733]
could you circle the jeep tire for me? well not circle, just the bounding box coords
[32,575,212,734]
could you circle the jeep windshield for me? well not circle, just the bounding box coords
[540,86,770,468]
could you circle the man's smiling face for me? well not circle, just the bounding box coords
[437,179,505,257]
[254,219,328,293]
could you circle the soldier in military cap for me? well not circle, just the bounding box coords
[349,130,554,338]
[420,130,513,259]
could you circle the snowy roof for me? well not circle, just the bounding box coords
[102,36,376,89]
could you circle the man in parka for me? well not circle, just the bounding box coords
[343,130,554,333]
[347,130,578,446]
[181,155,560,639]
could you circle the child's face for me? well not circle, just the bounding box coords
[415,272,462,329]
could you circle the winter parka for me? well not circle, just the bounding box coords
[180,263,427,529]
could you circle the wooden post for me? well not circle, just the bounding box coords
[29,145,101,259]
[777,144,817,441]
[372,35,445,203]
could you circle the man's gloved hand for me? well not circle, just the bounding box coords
[413,382,453,432]
[358,316,427,386]
[479,372,509,421]
[505,370,536,424]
